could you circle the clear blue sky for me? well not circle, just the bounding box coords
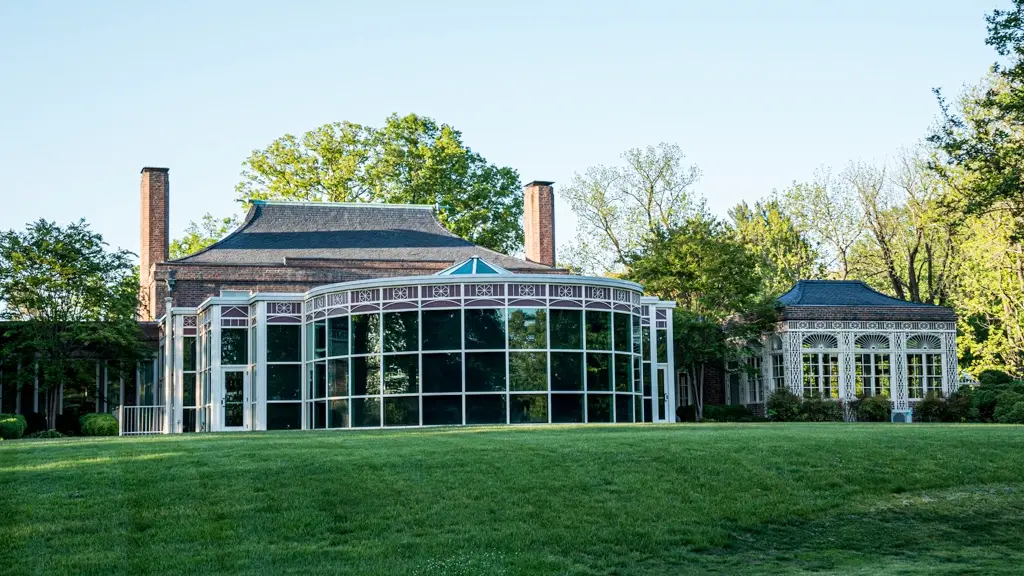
[0,0,998,260]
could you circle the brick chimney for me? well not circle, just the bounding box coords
[524,181,555,267]
[140,167,169,320]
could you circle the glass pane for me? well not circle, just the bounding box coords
[450,261,475,274]
[351,356,381,395]
[423,395,462,426]
[586,311,611,351]
[587,394,612,423]
[352,397,381,427]
[183,336,197,371]
[465,352,506,392]
[328,359,348,397]
[309,400,327,429]
[224,372,244,403]
[509,352,548,392]
[613,313,631,353]
[476,261,498,274]
[643,362,652,396]
[383,311,418,353]
[614,353,631,392]
[586,353,611,391]
[183,373,197,406]
[549,309,582,350]
[328,317,349,357]
[328,399,349,428]
[220,329,248,365]
[267,325,301,363]
[351,314,381,355]
[616,395,634,423]
[266,403,301,430]
[384,397,419,426]
[466,394,506,424]
[313,362,326,399]
[266,365,301,401]
[314,320,327,359]
[510,394,547,423]
[643,398,652,422]
[632,319,641,354]
[422,353,462,393]
[552,394,583,423]
[384,354,419,394]
[551,352,583,391]
[465,309,505,350]
[422,310,461,351]
[657,329,668,363]
[508,308,547,349]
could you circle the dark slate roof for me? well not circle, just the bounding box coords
[169,201,556,272]
[777,280,956,322]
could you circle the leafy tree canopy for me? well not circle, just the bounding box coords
[169,213,241,260]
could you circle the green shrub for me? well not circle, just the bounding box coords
[914,392,948,423]
[704,404,757,422]
[800,395,845,422]
[766,389,802,422]
[978,369,1014,387]
[945,388,977,422]
[79,413,118,436]
[0,413,27,440]
[853,394,891,422]
[994,401,1024,424]
[24,429,66,439]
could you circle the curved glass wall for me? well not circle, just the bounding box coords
[301,280,647,428]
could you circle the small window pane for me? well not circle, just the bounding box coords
[586,311,611,351]
[465,309,505,350]
[643,362,652,396]
[423,395,462,426]
[422,353,462,393]
[588,394,612,422]
[183,336,197,371]
[552,394,583,423]
[466,394,506,424]
[614,313,631,353]
[384,354,419,394]
[465,352,506,392]
[313,362,327,399]
[352,397,381,427]
[657,329,668,363]
[328,359,348,397]
[313,319,327,358]
[266,403,301,430]
[549,309,582,350]
[383,311,418,352]
[614,353,631,392]
[267,365,301,401]
[183,373,197,406]
[309,400,327,429]
[616,395,634,423]
[351,356,381,395]
[267,325,301,363]
[328,317,349,357]
[220,329,248,365]
[509,352,547,392]
[643,398,653,422]
[551,352,583,391]
[328,399,349,428]
[422,310,461,351]
[509,308,547,349]
[510,394,547,423]
[384,397,419,426]
[352,314,381,355]
[586,353,611,391]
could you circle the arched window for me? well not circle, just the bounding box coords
[906,334,943,399]
[801,334,839,399]
[854,334,890,397]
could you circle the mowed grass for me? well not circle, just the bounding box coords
[2,425,1024,575]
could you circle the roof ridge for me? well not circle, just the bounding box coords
[251,199,435,210]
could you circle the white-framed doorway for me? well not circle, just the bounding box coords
[653,365,674,422]
[219,368,250,432]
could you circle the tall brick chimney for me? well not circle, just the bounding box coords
[523,180,555,267]
[140,167,169,320]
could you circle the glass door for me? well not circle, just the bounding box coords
[655,365,672,422]
[221,369,248,432]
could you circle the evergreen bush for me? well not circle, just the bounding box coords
[0,413,27,439]
[853,394,891,422]
[766,389,802,421]
[79,413,118,436]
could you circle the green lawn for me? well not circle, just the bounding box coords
[2,424,1023,575]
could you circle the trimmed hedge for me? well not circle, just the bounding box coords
[0,413,27,440]
[678,404,760,422]
[80,413,118,436]
[853,394,891,422]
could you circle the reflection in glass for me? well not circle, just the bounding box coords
[643,398,653,422]
[422,353,462,393]
[352,314,381,355]
[422,310,461,350]
[267,365,301,401]
[183,373,197,406]
[384,311,418,352]
[465,309,505,350]
[384,397,419,426]
[549,309,582,350]
[328,399,349,428]
[466,394,506,424]
[508,308,547,349]
[351,356,381,395]
[314,319,327,358]
[586,353,611,391]
[328,359,348,397]
[423,395,462,425]
[551,352,583,391]
[221,329,248,365]
[616,395,634,423]
[586,311,611,351]
[552,394,583,423]
[643,362,652,396]
[352,397,381,427]
[267,403,301,430]
[614,353,631,392]
[587,394,612,423]
[183,336,197,371]
[313,362,327,399]
[657,329,668,363]
[384,354,419,394]
[309,400,327,429]
[510,394,547,423]
[465,352,506,392]
[509,352,547,392]
[614,313,631,353]
[267,325,301,362]
[328,317,349,357]
[224,371,244,426]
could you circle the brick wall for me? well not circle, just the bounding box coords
[524,181,555,267]
[139,168,169,320]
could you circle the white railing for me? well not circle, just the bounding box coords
[119,406,167,435]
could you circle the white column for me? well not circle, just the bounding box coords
[891,332,909,412]
[784,331,803,396]
[942,330,958,395]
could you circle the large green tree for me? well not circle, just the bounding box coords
[0,220,150,429]
[172,113,524,257]
[169,213,241,260]
[729,197,822,298]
